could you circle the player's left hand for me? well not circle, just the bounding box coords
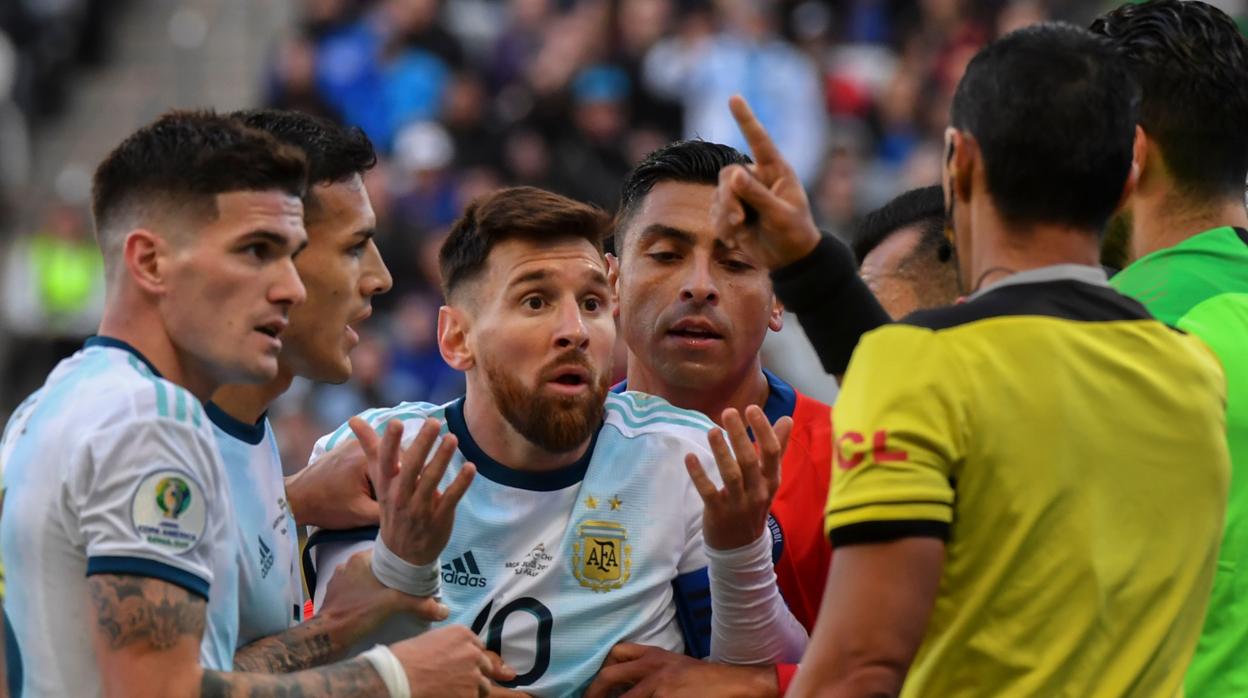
[349,416,476,566]
[585,643,780,698]
[284,438,379,530]
[685,405,793,551]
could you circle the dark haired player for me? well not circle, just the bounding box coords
[202,109,468,678]
[577,139,831,697]
[852,185,960,319]
[1091,3,1248,693]
[305,186,807,697]
[779,24,1229,696]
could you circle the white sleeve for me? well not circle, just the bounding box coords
[71,416,227,600]
[707,532,809,665]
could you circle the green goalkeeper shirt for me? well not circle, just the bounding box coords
[1112,226,1248,698]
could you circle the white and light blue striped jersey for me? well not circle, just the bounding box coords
[0,337,237,697]
[204,404,302,660]
[304,393,720,698]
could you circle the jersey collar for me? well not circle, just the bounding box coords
[85,335,162,377]
[205,402,268,445]
[968,263,1109,302]
[444,397,598,491]
[612,368,797,424]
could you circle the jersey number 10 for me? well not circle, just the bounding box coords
[470,597,554,687]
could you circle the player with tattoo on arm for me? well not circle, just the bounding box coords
[201,109,464,677]
[0,112,495,698]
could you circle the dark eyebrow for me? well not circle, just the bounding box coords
[241,230,306,256]
[354,229,376,242]
[637,224,697,248]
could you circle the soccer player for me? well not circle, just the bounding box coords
[852,185,960,319]
[580,140,831,698]
[781,24,1230,696]
[201,109,462,674]
[1091,3,1248,694]
[304,186,807,697]
[0,112,495,697]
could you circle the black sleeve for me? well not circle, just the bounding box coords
[769,234,891,375]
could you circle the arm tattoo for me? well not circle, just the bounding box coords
[87,575,205,651]
[233,615,338,674]
[200,657,385,697]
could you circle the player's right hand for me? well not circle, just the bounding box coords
[391,625,516,698]
[349,417,476,566]
[712,95,822,271]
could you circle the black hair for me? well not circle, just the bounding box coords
[614,140,752,249]
[1091,0,1248,202]
[91,110,307,247]
[439,186,611,300]
[950,22,1140,233]
[853,185,949,266]
[230,108,378,187]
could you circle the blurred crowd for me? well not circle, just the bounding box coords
[3,0,1247,471]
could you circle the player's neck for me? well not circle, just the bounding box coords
[461,389,593,472]
[625,355,770,427]
[97,305,218,401]
[971,219,1100,293]
[210,364,294,425]
[1129,191,1248,261]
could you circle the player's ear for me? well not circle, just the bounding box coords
[768,296,784,332]
[438,304,474,371]
[123,228,170,295]
[1117,125,1147,211]
[949,129,976,204]
[606,253,620,319]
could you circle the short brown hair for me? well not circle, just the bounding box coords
[91,110,308,259]
[438,186,610,300]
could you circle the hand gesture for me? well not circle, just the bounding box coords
[685,405,793,551]
[392,625,516,698]
[285,437,379,530]
[712,95,822,270]
[349,417,476,566]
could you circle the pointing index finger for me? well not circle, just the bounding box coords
[729,95,783,167]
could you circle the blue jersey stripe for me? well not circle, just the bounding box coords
[85,556,210,600]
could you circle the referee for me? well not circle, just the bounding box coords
[776,24,1231,697]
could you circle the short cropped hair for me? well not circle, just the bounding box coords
[439,186,611,301]
[950,23,1140,233]
[91,110,307,259]
[615,140,752,249]
[1091,0,1248,203]
[853,185,947,266]
[230,108,377,191]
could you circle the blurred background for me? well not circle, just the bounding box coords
[2,0,1246,471]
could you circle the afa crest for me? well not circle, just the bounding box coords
[571,520,632,592]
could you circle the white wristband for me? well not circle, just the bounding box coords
[361,644,412,698]
[371,536,441,597]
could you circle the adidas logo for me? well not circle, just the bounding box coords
[442,551,488,587]
[258,536,274,579]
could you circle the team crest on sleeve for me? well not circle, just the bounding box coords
[571,520,632,592]
[131,470,206,553]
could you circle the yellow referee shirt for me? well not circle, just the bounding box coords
[827,265,1229,697]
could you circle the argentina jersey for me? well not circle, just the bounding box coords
[304,392,720,697]
[204,404,302,662]
[0,337,236,697]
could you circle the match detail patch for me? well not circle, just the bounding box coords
[131,470,206,554]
